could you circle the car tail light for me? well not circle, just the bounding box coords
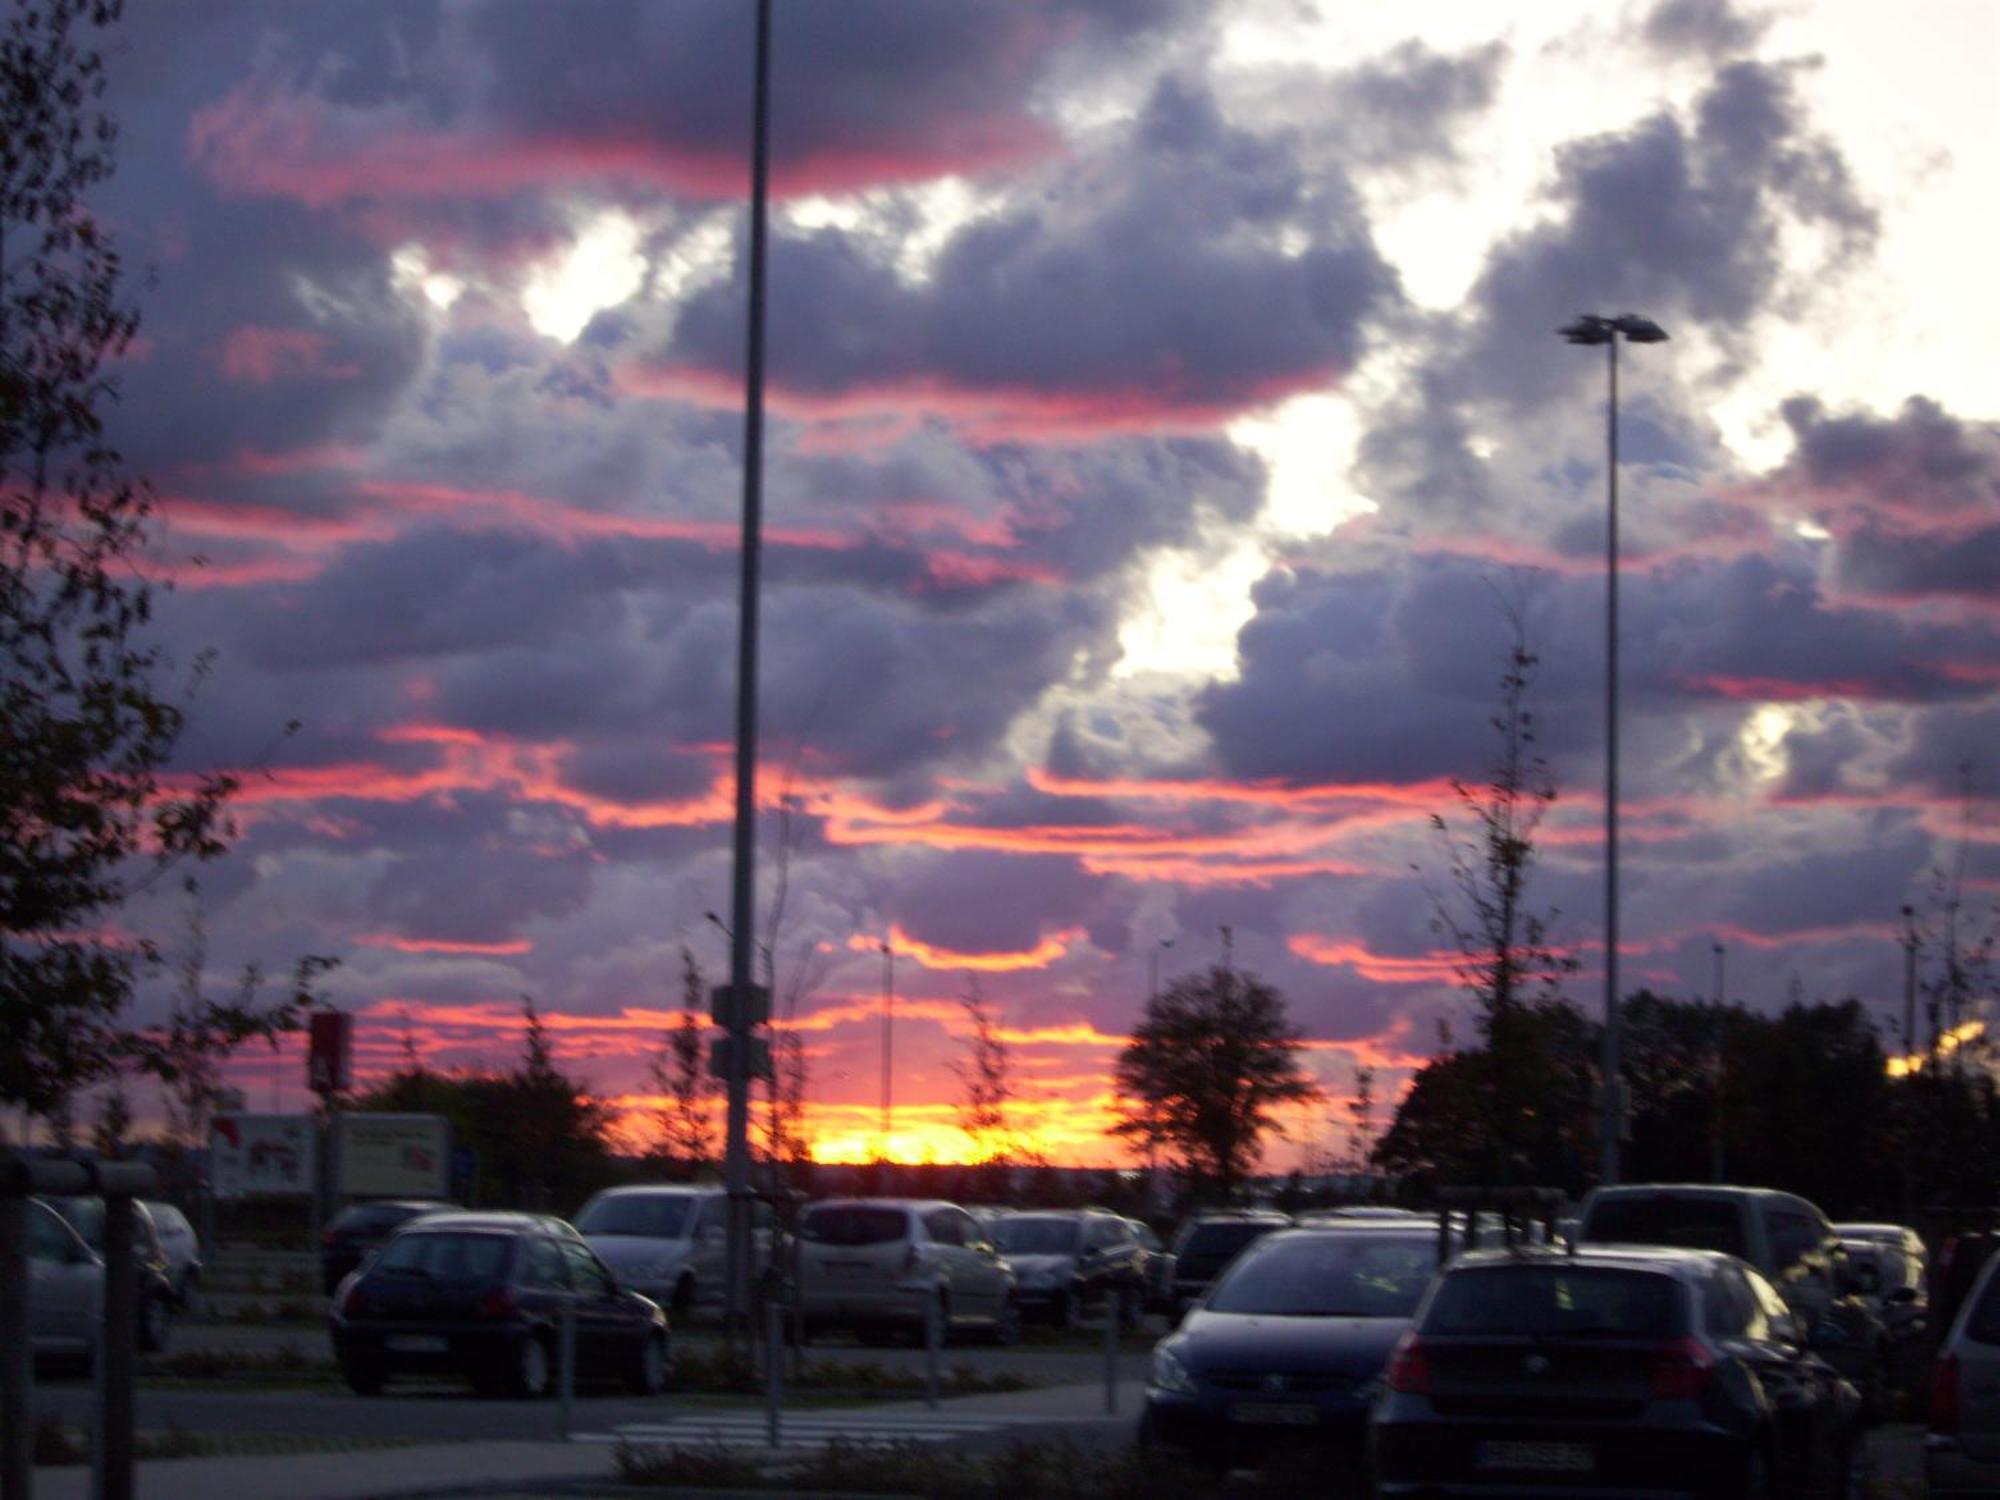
[477,1287,517,1321]
[1933,1352,1962,1436]
[1385,1331,1431,1394]
[1649,1335,1717,1400]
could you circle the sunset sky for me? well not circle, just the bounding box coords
[88,0,1998,1169]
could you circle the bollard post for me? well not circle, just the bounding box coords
[1,1193,30,1500]
[765,1301,783,1448]
[557,1303,576,1441]
[1104,1286,1118,1415]
[98,1193,136,1500]
[924,1291,941,1409]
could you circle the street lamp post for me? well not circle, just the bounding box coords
[1558,311,1668,1189]
[880,937,893,1158]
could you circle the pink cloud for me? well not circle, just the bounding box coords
[219,325,360,384]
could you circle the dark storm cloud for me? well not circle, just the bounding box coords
[652,72,1395,425]
[367,846,594,944]
[892,851,1104,959]
[1201,548,1998,799]
[1639,0,1771,61]
[1330,41,1508,169]
[1887,703,2000,801]
[1356,58,1876,527]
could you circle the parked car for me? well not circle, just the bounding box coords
[1371,1243,1862,1496]
[40,1195,176,1353]
[1166,1209,1292,1315]
[794,1197,1018,1347]
[321,1198,458,1294]
[143,1200,202,1307]
[328,1210,668,1398]
[1141,1221,1440,1473]
[991,1209,1148,1329]
[26,1198,102,1370]
[1577,1182,1890,1417]
[1126,1219,1174,1314]
[1841,1230,1930,1393]
[574,1184,736,1320]
[1929,1238,2000,1497]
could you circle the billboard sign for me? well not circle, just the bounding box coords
[210,1113,317,1199]
[335,1113,451,1198]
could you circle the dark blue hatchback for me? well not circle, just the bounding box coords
[1141,1224,1440,1469]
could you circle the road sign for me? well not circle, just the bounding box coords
[307,1010,352,1095]
[210,1114,316,1199]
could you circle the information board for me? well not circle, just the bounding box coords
[209,1113,317,1199]
[335,1113,451,1198]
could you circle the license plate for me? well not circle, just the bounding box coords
[1230,1401,1319,1426]
[1475,1440,1593,1472]
[385,1334,449,1354]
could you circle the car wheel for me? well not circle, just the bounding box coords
[138,1293,171,1354]
[342,1359,386,1396]
[670,1276,695,1322]
[626,1331,669,1395]
[508,1334,553,1399]
[1738,1440,1774,1500]
[989,1294,1022,1347]
[1051,1289,1076,1332]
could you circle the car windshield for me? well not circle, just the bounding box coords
[575,1194,696,1238]
[372,1231,512,1283]
[799,1206,907,1246]
[1426,1266,1685,1339]
[994,1217,1080,1255]
[1206,1233,1438,1317]
[1584,1196,1748,1258]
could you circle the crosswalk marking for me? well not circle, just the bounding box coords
[573,1408,1035,1449]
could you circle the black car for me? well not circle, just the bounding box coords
[1166,1209,1292,1315]
[1371,1244,1862,1497]
[1141,1222,1440,1473]
[40,1195,177,1353]
[328,1211,668,1398]
[992,1210,1149,1329]
[321,1198,458,1294]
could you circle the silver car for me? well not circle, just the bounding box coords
[574,1185,733,1319]
[28,1199,103,1368]
[143,1199,203,1306]
[1930,1241,2000,1496]
[795,1197,1018,1346]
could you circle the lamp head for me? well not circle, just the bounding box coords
[1612,313,1669,343]
[1558,315,1613,345]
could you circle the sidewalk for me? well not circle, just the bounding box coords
[26,1382,1137,1500]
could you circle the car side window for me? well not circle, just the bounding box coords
[521,1237,567,1291]
[693,1198,724,1237]
[28,1203,76,1263]
[1767,1210,1819,1277]
[1742,1266,1793,1339]
[923,1210,965,1247]
[1092,1219,1128,1249]
[560,1240,615,1296]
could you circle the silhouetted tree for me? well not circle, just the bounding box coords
[1112,964,1320,1204]
[648,945,714,1176]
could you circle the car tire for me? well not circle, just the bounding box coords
[1738,1440,1775,1500]
[1051,1289,1076,1332]
[989,1294,1022,1347]
[138,1293,171,1354]
[626,1331,669,1395]
[508,1333,553,1399]
[342,1359,386,1396]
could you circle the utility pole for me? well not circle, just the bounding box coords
[721,0,775,1340]
[1710,942,1726,1183]
[879,936,894,1158]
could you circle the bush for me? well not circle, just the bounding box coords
[613,1439,764,1488]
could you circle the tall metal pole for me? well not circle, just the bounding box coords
[724,0,774,1335]
[1901,905,1919,1055]
[879,937,893,1154]
[1601,332,1622,1187]
[1710,942,1726,1184]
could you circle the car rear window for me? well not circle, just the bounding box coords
[1425,1266,1685,1339]
[1583,1195,1748,1258]
[576,1194,696,1238]
[1206,1232,1437,1318]
[1963,1266,2000,1346]
[799,1206,907,1246]
[335,1203,430,1234]
[372,1231,513,1282]
[1175,1220,1282,1274]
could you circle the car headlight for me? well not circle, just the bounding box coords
[1149,1342,1199,1396]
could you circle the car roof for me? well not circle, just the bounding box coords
[592,1184,720,1198]
[402,1211,576,1236]
[1448,1243,1727,1276]
[802,1197,954,1213]
[1188,1208,1293,1223]
[1585,1183,1783,1201]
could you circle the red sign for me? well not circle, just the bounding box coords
[307,1010,352,1095]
